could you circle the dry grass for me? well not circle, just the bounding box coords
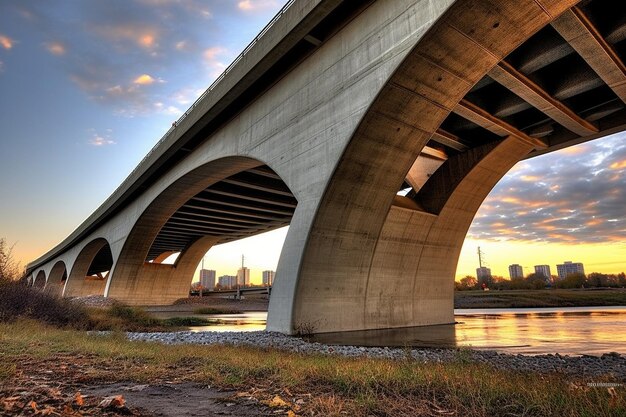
[0,320,624,416]
[455,288,626,308]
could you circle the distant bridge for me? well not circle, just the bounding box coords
[192,286,273,298]
[27,0,626,334]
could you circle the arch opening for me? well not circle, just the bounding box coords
[46,261,68,296]
[64,238,112,298]
[33,270,46,288]
[108,158,297,305]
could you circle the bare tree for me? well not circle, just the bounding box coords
[0,238,21,282]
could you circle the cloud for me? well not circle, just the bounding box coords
[0,34,14,50]
[466,132,626,245]
[610,160,626,170]
[88,131,116,146]
[203,46,228,78]
[237,0,279,12]
[45,42,66,55]
[133,73,160,85]
[91,24,160,51]
[9,1,248,116]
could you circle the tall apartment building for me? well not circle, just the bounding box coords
[236,266,250,287]
[508,264,524,279]
[199,269,216,289]
[534,265,552,281]
[556,261,585,279]
[218,275,236,288]
[262,270,275,286]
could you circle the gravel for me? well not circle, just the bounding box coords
[126,330,626,381]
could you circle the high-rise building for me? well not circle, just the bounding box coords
[508,264,523,279]
[262,270,275,286]
[556,261,585,279]
[534,265,551,281]
[236,267,250,287]
[199,269,216,289]
[218,275,236,288]
[476,266,492,283]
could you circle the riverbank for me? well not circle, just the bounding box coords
[155,288,626,314]
[455,288,626,308]
[0,320,624,416]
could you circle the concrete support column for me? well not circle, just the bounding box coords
[288,137,533,333]
[107,236,218,305]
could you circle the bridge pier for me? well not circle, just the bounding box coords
[106,236,218,305]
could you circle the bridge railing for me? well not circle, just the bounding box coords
[102,0,297,208]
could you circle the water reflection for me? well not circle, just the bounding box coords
[153,306,626,356]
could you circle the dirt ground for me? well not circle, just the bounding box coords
[0,353,282,417]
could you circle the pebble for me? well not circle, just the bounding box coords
[125,331,626,381]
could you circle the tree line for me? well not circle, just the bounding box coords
[455,271,626,291]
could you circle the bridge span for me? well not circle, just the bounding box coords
[27,0,626,334]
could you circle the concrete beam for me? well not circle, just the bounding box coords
[552,6,626,104]
[489,60,598,136]
[453,99,548,149]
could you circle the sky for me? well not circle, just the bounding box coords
[0,1,625,284]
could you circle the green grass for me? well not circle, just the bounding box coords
[455,288,626,309]
[0,320,623,416]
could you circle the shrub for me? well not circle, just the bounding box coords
[0,279,88,328]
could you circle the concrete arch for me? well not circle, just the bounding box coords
[45,260,67,297]
[106,156,289,305]
[270,0,581,333]
[64,238,112,298]
[33,270,46,288]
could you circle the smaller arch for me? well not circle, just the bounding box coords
[152,251,180,264]
[64,238,112,298]
[45,261,68,297]
[33,270,46,288]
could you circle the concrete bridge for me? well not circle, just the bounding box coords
[26,0,626,334]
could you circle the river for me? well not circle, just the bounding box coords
[152,306,626,356]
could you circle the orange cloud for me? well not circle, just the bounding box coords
[203,46,227,78]
[138,34,156,48]
[520,175,540,182]
[586,219,603,226]
[559,145,588,155]
[548,233,576,242]
[93,25,159,50]
[46,42,66,56]
[133,74,157,85]
[610,160,626,170]
[538,225,557,231]
[500,197,521,204]
[203,46,225,61]
[0,35,14,50]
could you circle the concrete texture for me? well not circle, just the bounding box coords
[26,0,620,334]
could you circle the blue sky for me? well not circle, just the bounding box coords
[1,0,625,281]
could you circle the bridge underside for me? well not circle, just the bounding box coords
[29,0,626,334]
